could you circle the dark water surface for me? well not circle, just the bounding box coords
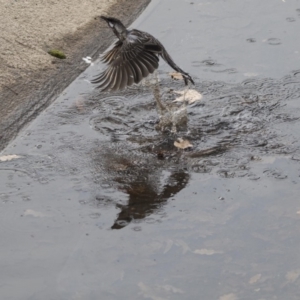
[1,0,300,299]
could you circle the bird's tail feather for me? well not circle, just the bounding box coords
[160,49,194,85]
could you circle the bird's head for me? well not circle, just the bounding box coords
[100,16,127,36]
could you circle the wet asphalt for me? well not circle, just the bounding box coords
[1,0,300,299]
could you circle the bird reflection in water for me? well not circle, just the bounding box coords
[112,169,189,229]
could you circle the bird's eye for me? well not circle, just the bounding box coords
[108,22,114,28]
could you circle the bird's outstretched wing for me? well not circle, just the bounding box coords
[100,40,122,64]
[91,37,160,91]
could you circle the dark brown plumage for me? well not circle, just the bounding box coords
[91,16,194,91]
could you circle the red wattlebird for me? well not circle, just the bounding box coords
[91,16,194,91]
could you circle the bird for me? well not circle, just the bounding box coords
[91,16,194,92]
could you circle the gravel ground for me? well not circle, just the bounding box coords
[0,0,116,89]
[0,0,150,150]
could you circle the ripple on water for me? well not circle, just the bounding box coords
[211,68,237,74]
[263,168,288,180]
[266,38,281,45]
[200,59,221,67]
[100,96,126,109]
[77,74,300,175]
[89,115,130,134]
[286,17,296,22]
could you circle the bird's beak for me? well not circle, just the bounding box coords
[100,16,109,22]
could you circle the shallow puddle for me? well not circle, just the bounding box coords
[1,0,300,299]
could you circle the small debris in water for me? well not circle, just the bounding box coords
[285,270,300,283]
[0,154,22,162]
[194,249,223,255]
[174,138,193,150]
[173,89,203,104]
[249,274,262,284]
[82,56,94,65]
[157,150,165,159]
[75,99,86,112]
[23,209,45,218]
[169,72,184,81]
